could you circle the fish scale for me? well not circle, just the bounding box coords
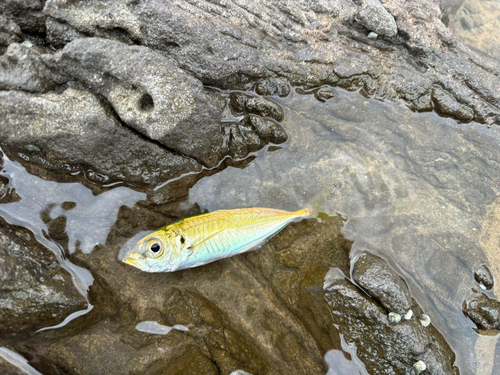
[175,208,310,270]
[121,206,314,272]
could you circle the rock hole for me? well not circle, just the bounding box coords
[138,93,154,112]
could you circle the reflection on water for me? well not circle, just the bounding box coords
[325,334,368,375]
[0,151,146,323]
[135,321,189,335]
[190,88,500,373]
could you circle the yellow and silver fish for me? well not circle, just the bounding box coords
[121,189,331,272]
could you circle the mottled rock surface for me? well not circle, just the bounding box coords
[352,251,412,314]
[326,270,459,375]
[463,293,500,331]
[0,217,87,339]
[0,87,201,188]
[475,264,494,291]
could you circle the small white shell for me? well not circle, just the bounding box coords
[413,360,426,374]
[403,309,414,320]
[368,32,378,39]
[419,314,431,327]
[388,312,402,323]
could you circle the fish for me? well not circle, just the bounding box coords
[121,188,331,273]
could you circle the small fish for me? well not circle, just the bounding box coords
[121,189,331,273]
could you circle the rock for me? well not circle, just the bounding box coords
[352,251,412,314]
[41,0,500,125]
[0,218,87,339]
[0,15,22,48]
[431,87,474,123]
[13,218,350,375]
[0,87,202,188]
[226,116,288,159]
[45,18,85,48]
[255,78,290,97]
[0,0,46,36]
[0,43,65,92]
[229,93,285,122]
[43,37,228,167]
[448,0,500,61]
[354,0,398,37]
[474,264,494,290]
[325,274,459,375]
[463,293,500,331]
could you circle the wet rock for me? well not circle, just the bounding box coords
[431,87,474,123]
[463,293,500,331]
[325,274,459,375]
[45,18,85,48]
[316,87,338,102]
[255,78,290,97]
[15,218,349,375]
[352,251,412,314]
[0,218,87,339]
[0,43,65,92]
[0,87,202,188]
[474,264,494,290]
[448,0,500,61]
[44,37,227,167]
[226,116,288,159]
[229,93,285,122]
[354,0,398,37]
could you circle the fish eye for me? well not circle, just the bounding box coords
[180,235,185,245]
[147,240,164,258]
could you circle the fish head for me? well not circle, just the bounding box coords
[121,229,190,272]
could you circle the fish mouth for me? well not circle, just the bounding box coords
[122,257,139,268]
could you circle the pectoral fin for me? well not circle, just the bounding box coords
[188,228,227,252]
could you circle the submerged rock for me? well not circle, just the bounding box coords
[0,218,87,339]
[352,251,412,315]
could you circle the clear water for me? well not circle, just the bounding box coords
[190,89,500,373]
[2,86,500,373]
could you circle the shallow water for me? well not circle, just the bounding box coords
[190,88,500,373]
[1,87,500,373]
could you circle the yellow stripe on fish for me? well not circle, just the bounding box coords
[122,207,310,272]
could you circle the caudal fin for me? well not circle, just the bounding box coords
[305,186,334,218]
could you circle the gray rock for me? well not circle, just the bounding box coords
[0,218,87,338]
[0,15,22,48]
[352,251,412,314]
[354,0,398,37]
[45,18,85,48]
[474,264,494,290]
[0,88,202,187]
[431,87,474,123]
[43,37,228,167]
[0,0,45,35]
[0,43,66,92]
[325,275,459,375]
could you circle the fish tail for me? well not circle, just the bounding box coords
[304,186,334,218]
